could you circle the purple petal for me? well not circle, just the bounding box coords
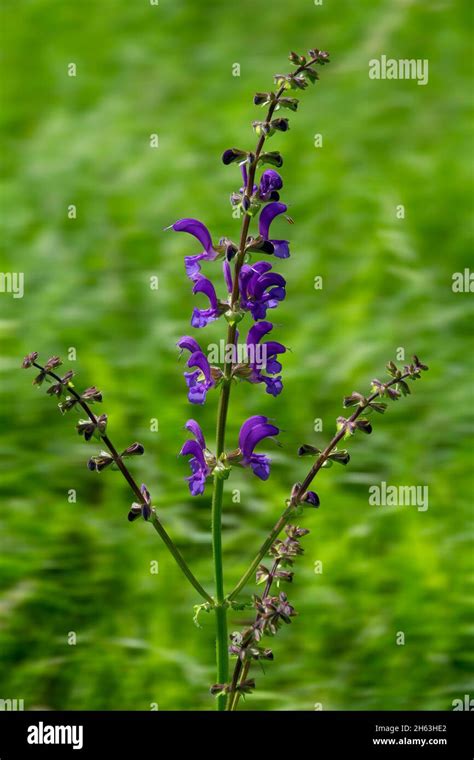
[246,321,273,347]
[186,351,213,385]
[271,240,290,259]
[223,260,233,294]
[185,419,206,449]
[249,453,271,480]
[177,336,202,354]
[259,170,283,199]
[180,439,207,469]
[238,415,268,453]
[172,218,214,254]
[253,272,286,299]
[258,202,287,240]
[241,422,280,461]
[193,276,218,310]
[185,253,208,280]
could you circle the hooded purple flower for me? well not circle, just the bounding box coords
[191,275,225,328]
[168,218,218,280]
[238,415,280,480]
[258,202,290,259]
[246,321,286,397]
[258,170,283,202]
[179,420,212,495]
[177,336,215,404]
[239,261,286,320]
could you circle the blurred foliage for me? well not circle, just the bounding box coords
[0,0,473,711]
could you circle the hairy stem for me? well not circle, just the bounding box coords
[33,362,213,604]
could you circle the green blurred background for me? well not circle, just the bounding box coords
[1,0,473,711]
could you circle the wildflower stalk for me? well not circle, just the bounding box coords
[30,360,213,605]
[209,52,326,711]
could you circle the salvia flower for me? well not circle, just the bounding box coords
[239,261,286,320]
[177,336,215,405]
[245,320,286,396]
[180,419,214,496]
[238,415,280,480]
[258,169,283,201]
[191,275,227,328]
[128,483,153,522]
[168,218,218,281]
[258,201,290,259]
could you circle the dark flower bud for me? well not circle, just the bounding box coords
[275,568,294,583]
[44,356,62,372]
[121,442,145,457]
[256,564,270,584]
[285,524,310,539]
[87,451,114,471]
[222,148,247,165]
[291,75,308,90]
[355,418,372,434]
[241,195,250,212]
[81,386,103,403]
[22,351,38,369]
[236,679,256,695]
[302,490,320,507]
[289,51,305,65]
[371,380,401,401]
[271,118,290,132]
[128,483,152,521]
[368,400,387,414]
[258,151,283,168]
[304,68,319,83]
[343,391,366,408]
[386,360,401,378]
[58,396,78,414]
[253,92,271,106]
[298,443,320,457]
[278,97,299,112]
[245,235,274,254]
[210,683,229,696]
[328,448,350,465]
[412,355,429,372]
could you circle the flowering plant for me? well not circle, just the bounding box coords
[22,49,428,711]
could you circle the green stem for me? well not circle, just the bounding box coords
[211,359,235,709]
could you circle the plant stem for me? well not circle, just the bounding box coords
[210,55,323,706]
[33,362,213,605]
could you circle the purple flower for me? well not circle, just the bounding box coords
[180,420,212,495]
[177,336,215,405]
[258,202,290,259]
[239,261,286,320]
[168,218,218,280]
[258,170,283,202]
[239,415,280,480]
[191,275,225,328]
[246,321,286,397]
